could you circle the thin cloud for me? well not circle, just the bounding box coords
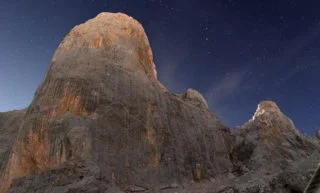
[278,22,320,66]
[204,68,251,127]
[148,21,191,92]
[205,69,248,108]
[280,63,316,83]
[272,21,320,84]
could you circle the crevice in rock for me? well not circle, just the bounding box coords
[284,184,303,193]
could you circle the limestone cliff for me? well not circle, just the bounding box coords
[0,110,25,171]
[0,12,232,192]
[1,13,320,193]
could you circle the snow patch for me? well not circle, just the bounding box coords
[251,104,266,121]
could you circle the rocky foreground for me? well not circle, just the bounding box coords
[0,12,319,193]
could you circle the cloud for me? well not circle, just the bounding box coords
[257,20,320,86]
[203,68,250,126]
[205,68,249,109]
[280,63,316,83]
[278,22,320,65]
[147,21,191,92]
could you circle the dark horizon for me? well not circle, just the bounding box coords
[1,0,320,135]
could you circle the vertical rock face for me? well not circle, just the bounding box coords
[2,13,320,193]
[316,129,320,139]
[0,12,233,192]
[0,110,25,170]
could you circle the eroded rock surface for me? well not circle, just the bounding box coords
[1,13,320,193]
[51,12,158,81]
[182,89,209,109]
[7,158,122,193]
[0,110,25,170]
[228,101,320,193]
[0,12,232,192]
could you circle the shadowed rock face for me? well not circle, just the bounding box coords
[5,101,320,193]
[0,110,25,170]
[233,101,317,170]
[228,101,320,192]
[1,13,320,193]
[0,12,233,192]
[316,129,320,139]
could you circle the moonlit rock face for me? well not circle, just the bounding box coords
[230,100,320,193]
[2,12,320,193]
[182,88,209,108]
[251,104,266,120]
[234,100,317,172]
[0,110,25,168]
[316,129,320,139]
[0,12,232,193]
[52,12,158,80]
[251,101,281,121]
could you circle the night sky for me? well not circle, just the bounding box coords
[1,0,320,135]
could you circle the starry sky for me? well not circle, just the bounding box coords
[1,0,320,135]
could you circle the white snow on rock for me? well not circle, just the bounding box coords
[251,104,266,121]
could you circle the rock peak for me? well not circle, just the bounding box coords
[51,12,157,80]
[251,100,281,121]
[258,100,280,111]
[182,88,208,108]
[0,13,232,193]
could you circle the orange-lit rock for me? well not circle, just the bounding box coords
[0,12,232,192]
[2,13,320,193]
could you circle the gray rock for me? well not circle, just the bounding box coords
[181,89,209,109]
[7,158,122,193]
[316,129,320,139]
[0,110,25,169]
[0,12,232,192]
[1,13,320,193]
[227,101,320,192]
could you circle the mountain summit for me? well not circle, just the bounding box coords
[0,13,320,193]
[236,100,315,170]
[251,101,282,121]
[0,12,232,192]
[52,12,158,80]
[228,101,320,192]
